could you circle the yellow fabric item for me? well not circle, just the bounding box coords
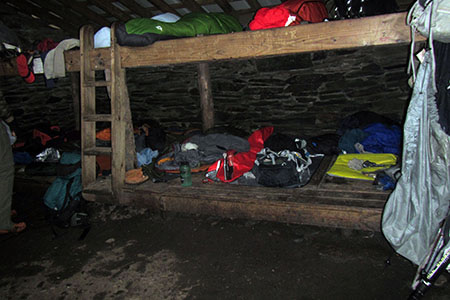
[327,153,398,181]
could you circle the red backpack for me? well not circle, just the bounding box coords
[249,0,328,30]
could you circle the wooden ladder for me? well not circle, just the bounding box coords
[79,24,135,201]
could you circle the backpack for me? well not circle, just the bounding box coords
[255,148,313,188]
[43,152,90,238]
[332,0,398,19]
[407,0,450,84]
[407,0,450,43]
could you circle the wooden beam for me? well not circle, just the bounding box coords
[89,0,131,22]
[31,0,87,32]
[197,62,215,131]
[59,0,111,27]
[180,0,206,13]
[110,23,129,199]
[4,1,77,36]
[246,0,262,11]
[64,13,424,72]
[70,72,81,131]
[215,0,234,14]
[147,0,180,16]
[117,0,155,18]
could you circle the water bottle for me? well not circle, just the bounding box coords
[180,162,192,187]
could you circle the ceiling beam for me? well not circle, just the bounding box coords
[87,0,131,22]
[116,0,155,18]
[59,0,111,28]
[215,0,234,14]
[246,0,262,11]
[4,1,77,36]
[147,0,180,16]
[31,0,89,32]
[180,0,206,13]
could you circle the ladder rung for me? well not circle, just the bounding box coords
[83,80,111,88]
[83,114,112,122]
[84,147,112,156]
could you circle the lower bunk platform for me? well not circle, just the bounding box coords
[83,156,389,232]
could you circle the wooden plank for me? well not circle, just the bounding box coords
[307,155,334,186]
[82,169,386,231]
[64,12,423,72]
[80,25,98,188]
[123,68,137,173]
[83,147,112,155]
[197,62,215,131]
[120,187,382,231]
[83,114,112,122]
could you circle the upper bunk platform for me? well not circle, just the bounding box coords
[62,12,420,72]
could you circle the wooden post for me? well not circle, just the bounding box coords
[197,62,214,132]
[110,23,127,199]
[122,69,136,172]
[70,72,81,131]
[80,25,97,188]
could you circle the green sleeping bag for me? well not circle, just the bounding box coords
[125,12,243,37]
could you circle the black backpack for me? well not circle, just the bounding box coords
[255,148,313,188]
[332,0,398,19]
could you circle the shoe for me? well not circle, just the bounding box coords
[0,222,27,234]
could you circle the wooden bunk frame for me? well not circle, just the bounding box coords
[27,13,427,231]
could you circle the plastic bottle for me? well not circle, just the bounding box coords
[179,162,192,187]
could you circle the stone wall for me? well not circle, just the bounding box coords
[1,43,412,138]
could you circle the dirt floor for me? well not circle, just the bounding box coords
[1,185,449,300]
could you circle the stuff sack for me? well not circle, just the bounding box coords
[43,152,89,236]
[407,0,450,43]
[255,148,313,188]
[249,0,328,30]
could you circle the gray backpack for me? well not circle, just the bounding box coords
[407,0,450,43]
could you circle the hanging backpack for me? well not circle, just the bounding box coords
[43,152,90,239]
[407,0,450,43]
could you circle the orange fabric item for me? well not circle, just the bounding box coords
[125,168,149,185]
[96,128,111,141]
[33,128,60,146]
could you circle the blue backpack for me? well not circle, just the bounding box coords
[43,152,89,235]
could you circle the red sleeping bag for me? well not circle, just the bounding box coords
[207,126,274,182]
[249,0,328,30]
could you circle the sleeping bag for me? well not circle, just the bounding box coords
[117,12,242,47]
